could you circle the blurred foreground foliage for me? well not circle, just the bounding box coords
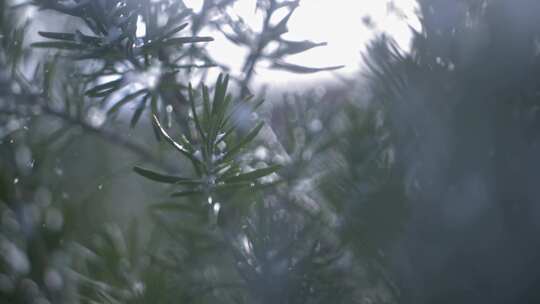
[363,0,540,303]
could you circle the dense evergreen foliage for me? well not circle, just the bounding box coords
[2,0,540,303]
[365,0,540,303]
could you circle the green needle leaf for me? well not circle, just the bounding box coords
[222,122,264,162]
[222,165,281,184]
[133,166,192,184]
[152,115,204,173]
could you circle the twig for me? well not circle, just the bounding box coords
[0,105,166,169]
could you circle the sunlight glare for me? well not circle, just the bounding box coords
[183,0,419,86]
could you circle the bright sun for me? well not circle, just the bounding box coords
[184,0,419,87]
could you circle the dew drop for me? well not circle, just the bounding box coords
[194,150,202,161]
[87,107,106,127]
[302,149,313,161]
[217,140,227,151]
[254,146,268,160]
[11,82,21,94]
[216,132,226,142]
[213,202,221,215]
[54,167,64,176]
[133,38,145,48]
[135,15,147,38]
[308,119,323,133]
[241,235,251,253]
[44,268,63,291]
[132,281,145,296]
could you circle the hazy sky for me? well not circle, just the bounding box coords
[185,0,419,87]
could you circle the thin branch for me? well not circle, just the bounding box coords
[46,107,159,163]
[0,104,166,169]
[239,3,275,98]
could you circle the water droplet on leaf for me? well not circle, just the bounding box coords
[87,107,106,127]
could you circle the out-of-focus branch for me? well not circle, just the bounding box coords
[239,2,275,98]
[0,101,166,169]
